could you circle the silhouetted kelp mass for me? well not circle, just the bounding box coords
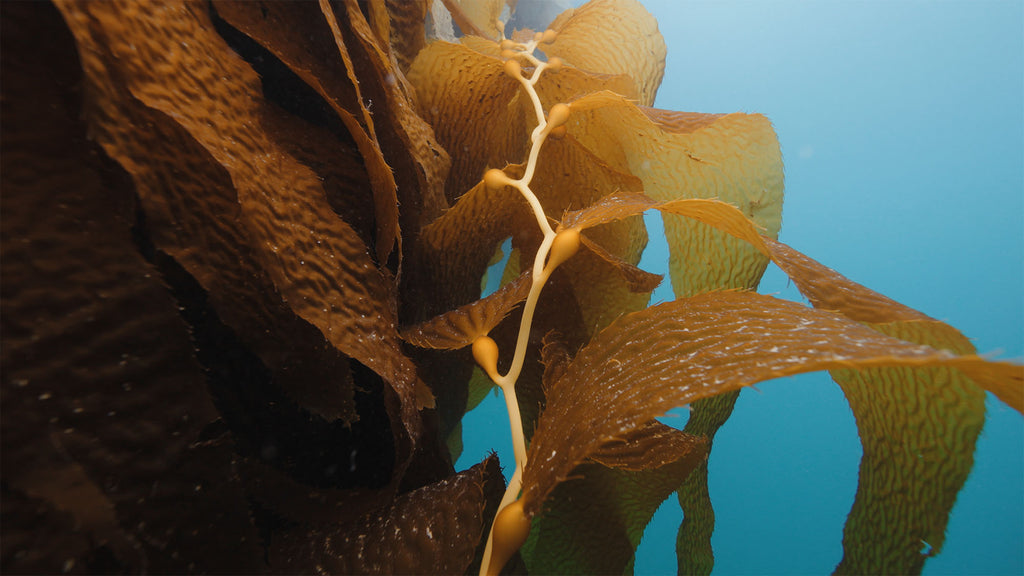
[1,1,1021,574]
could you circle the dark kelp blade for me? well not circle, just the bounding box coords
[411,170,529,318]
[270,455,506,575]
[213,0,402,262]
[54,0,367,423]
[328,0,451,237]
[383,0,429,72]
[400,270,532,349]
[2,7,262,570]
[56,4,430,517]
[520,290,1023,516]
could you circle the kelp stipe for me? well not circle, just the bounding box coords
[2,1,1021,575]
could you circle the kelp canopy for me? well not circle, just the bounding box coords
[1,0,1020,575]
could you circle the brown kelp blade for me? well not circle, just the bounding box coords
[400,270,532,349]
[564,190,1024,413]
[658,198,1024,412]
[530,336,705,575]
[557,191,664,292]
[520,290,1023,516]
[590,421,707,472]
[579,234,664,294]
[560,191,658,231]
[327,0,451,238]
[568,190,1017,574]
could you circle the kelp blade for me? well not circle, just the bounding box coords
[521,290,1022,517]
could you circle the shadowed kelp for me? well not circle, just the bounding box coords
[1,0,1020,574]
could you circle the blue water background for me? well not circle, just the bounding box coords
[456,1,1024,573]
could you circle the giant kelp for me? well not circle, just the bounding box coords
[0,1,1020,575]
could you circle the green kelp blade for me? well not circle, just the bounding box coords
[520,290,1022,519]
[832,361,984,575]
[675,390,741,576]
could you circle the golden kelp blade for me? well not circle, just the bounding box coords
[524,332,710,574]
[607,189,1015,572]
[411,138,651,331]
[567,91,784,296]
[408,38,636,204]
[832,363,985,574]
[560,190,659,230]
[769,242,997,573]
[408,35,655,336]
[561,83,783,569]
[543,0,667,106]
[408,40,529,202]
[520,290,1022,516]
[439,0,507,40]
